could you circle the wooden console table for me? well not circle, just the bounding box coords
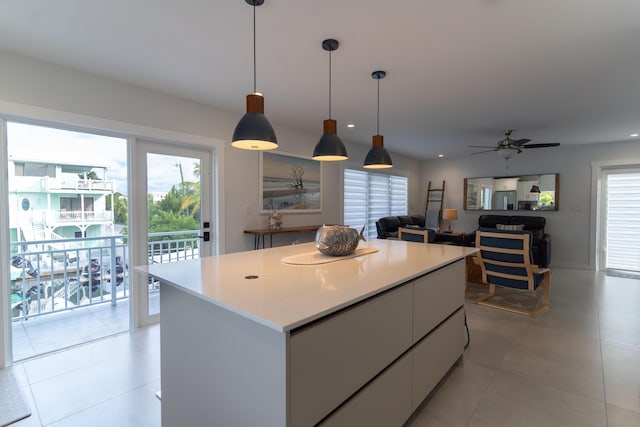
[244,225,322,249]
[435,231,466,245]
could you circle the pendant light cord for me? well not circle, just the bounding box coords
[253,2,257,94]
[376,77,380,135]
[328,49,332,119]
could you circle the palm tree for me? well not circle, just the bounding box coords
[180,162,201,218]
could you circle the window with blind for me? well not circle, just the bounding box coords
[604,170,640,274]
[344,169,408,238]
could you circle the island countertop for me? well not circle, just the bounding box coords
[140,239,477,332]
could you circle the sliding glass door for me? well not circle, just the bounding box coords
[2,120,218,363]
[131,140,213,327]
[5,120,129,360]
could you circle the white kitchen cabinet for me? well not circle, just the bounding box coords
[144,240,475,426]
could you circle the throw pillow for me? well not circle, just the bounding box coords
[496,223,525,231]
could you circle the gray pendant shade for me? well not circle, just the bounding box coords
[364,135,393,169]
[232,0,278,151]
[313,39,348,161]
[363,70,392,168]
[232,95,278,150]
[313,119,348,161]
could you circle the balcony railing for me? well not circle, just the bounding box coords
[41,177,116,192]
[9,230,200,321]
[48,210,114,223]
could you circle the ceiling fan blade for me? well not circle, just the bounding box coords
[512,138,531,146]
[468,145,498,149]
[522,143,560,148]
[470,149,498,155]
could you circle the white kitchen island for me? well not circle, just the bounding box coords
[142,239,477,427]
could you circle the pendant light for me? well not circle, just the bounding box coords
[312,39,348,161]
[232,0,278,150]
[364,70,393,169]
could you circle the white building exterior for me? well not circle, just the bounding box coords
[8,159,116,243]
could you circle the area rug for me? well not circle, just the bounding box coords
[466,281,545,314]
[0,369,32,427]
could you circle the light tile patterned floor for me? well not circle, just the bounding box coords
[4,268,640,426]
[408,269,640,427]
[12,301,130,361]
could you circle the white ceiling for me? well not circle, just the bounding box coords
[1,0,639,159]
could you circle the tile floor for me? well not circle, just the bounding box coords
[12,300,130,361]
[12,292,159,361]
[4,268,640,426]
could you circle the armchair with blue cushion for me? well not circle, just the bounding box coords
[464,215,551,268]
[398,226,436,243]
[375,215,431,240]
[473,228,551,317]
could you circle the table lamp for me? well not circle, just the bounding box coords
[442,208,458,233]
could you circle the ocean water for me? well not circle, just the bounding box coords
[262,177,320,210]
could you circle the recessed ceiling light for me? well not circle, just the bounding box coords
[438,154,444,158]
[631,133,639,137]
[347,123,355,128]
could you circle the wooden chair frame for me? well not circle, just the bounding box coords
[473,230,551,317]
[398,227,431,243]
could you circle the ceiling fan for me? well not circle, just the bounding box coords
[469,129,560,160]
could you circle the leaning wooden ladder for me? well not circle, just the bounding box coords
[424,180,445,230]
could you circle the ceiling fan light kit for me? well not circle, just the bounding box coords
[497,147,519,160]
[313,38,348,161]
[232,0,278,151]
[364,70,393,169]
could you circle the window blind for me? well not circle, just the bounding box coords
[606,171,640,272]
[344,169,408,238]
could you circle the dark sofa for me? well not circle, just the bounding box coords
[467,215,551,267]
[375,215,427,240]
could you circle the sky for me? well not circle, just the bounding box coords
[7,122,198,195]
[262,151,321,181]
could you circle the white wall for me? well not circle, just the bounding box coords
[0,49,422,253]
[421,141,640,269]
[4,49,637,266]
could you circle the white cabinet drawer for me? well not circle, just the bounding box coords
[289,285,413,426]
[412,260,464,342]
[319,351,412,427]
[412,309,464,410]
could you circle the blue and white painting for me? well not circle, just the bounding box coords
[261,152,321,213]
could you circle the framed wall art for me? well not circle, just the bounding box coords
[260,151,322,213]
